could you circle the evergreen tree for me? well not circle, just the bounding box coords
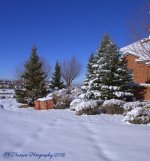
[82,53,95,91]
[83,34,133,100]
[16,47,48,105]
[50,61,64,90]
[98,35,133,100]
[83,37,108,99]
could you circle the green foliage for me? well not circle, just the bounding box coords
[83,34,134,100]
[87,53,95,77]
[15,47,48,105]
[50,61,64,90]
[97,34,133,100]
[15,89,27,104]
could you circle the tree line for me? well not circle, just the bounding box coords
[15,47,81,105]
[15,33,135,105]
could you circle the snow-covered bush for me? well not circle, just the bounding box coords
[47,88,74,109]
[78,93,86,99]
[71,87,82,98]
[85,90,101,100]
[55,94,74,109]
[123,101,150,112]
[102,99,125,114]
[143,104,150,109]
[70,99,103,115]
[124,107,150,124]
[70,99,83,111]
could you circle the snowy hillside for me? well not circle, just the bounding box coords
[0,98,150,161]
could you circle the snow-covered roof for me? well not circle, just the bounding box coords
[120,37,150,64]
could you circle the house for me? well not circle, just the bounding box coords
[120,37,150,100]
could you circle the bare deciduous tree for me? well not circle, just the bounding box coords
[127,1,150,59]
[60,56,82,87]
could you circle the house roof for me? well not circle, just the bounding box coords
[120,37,150,64]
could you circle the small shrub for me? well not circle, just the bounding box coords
[102,99,125,114]
[71,87,82,97]
[124,107,150,124]
[76,108,98,116]
[123,101,149,112]
[55,102,66,109]
[143,104,150,109]
[55,95,73,109]
[52,93,61,104]
[70,99,103,115]
[70,99,83,111]
[50,89,74,109]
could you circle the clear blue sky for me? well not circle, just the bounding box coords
[0,0,142,82]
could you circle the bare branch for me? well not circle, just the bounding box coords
[40,58,51,81]
[127,1,150,60]
[60,56,82,87]
[13,63,25,81]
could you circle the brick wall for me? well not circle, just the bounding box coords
[124,54,150,100]
[124,55,150,84]
[143,87,150,100]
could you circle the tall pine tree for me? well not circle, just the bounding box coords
[83,34,133,100]
[98,34,133,100]
[50,61,64,90]
[16,47,48,105]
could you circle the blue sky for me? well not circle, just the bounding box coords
[0,0,142,82]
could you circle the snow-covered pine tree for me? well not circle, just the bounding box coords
[83,34,133,100]
[50,61,64,90]
[83,49,103,99]
[96,34,133,100]
[82,53,95,91]
[17,47,48,105]
[84,37,108,99]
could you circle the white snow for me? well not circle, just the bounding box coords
[78,93,86,99]
[123,101,149,111]
[37,97,53,101]
[120,37,150,62]
[70,98,82,110]
[103,99,125,107]
[0,89,15,94]
[126,107,150,116]
[0,89,15,98]
[101,85,119,90]
[70,99,99,112]
[114,91,124,97]
[124,107,150,124]
[0,98,150,161]
[92,64,99,68]
[0,98,21,111]
[140,83,150,87]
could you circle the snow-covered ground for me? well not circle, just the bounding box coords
[0,89,14,94]
[0,98,150,161]
[0,89,14,99]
